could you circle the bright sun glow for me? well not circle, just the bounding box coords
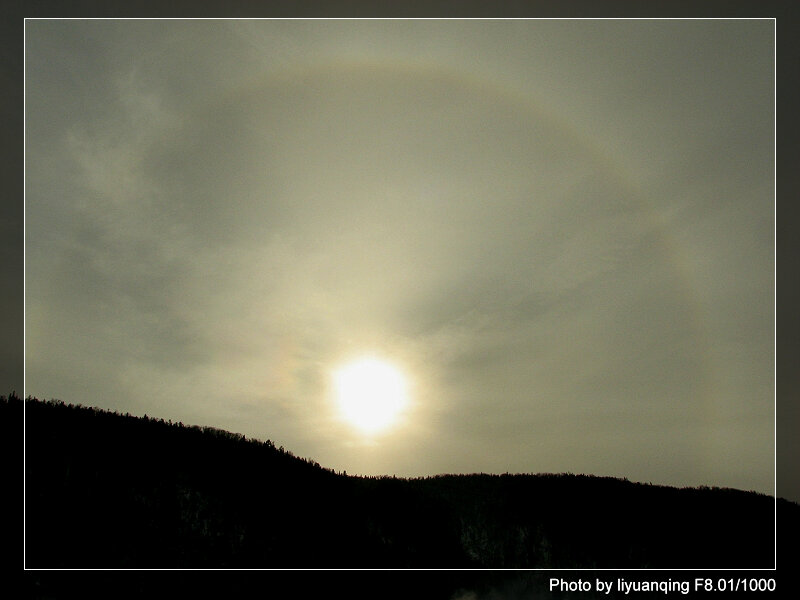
[333,357,409,434]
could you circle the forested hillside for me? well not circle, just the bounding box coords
[10,394,793,568]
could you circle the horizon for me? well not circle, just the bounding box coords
[20,391,783,571]
[17,392,784,500]
[24,20,776,498]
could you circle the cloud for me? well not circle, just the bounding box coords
[24,20,774,494]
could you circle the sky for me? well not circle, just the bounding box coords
[24,19,775,496]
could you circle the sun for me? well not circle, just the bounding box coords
[332,356,409,434]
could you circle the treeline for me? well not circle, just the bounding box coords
[13,394,794,568]
[20,394,335,473]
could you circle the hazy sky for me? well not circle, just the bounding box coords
[25,19,775,495]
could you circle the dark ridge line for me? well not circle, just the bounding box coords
[11,392,784,501]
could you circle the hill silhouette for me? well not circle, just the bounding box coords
[12,394,793,568]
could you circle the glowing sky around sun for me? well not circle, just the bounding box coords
[23,19,777,498]
[332,357,410,434]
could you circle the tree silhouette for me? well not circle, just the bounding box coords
[16,396,791,569]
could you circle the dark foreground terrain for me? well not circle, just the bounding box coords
[11,394,794,568]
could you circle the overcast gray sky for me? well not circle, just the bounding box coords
[25,19,774,495]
